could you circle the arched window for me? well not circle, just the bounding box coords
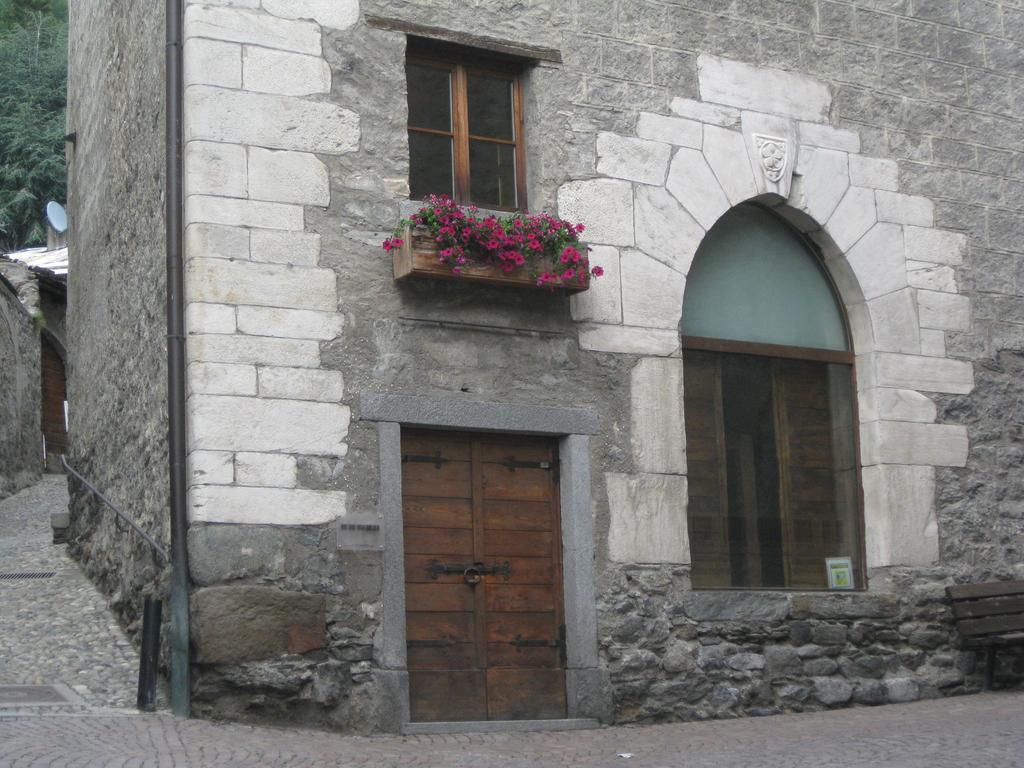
[681,204,863,590]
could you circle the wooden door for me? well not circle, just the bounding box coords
[40,336,67,461]
[402,430,566,722]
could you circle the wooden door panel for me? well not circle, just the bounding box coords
[406,611,475,643]
[486,669,566,720]
[486,612,558,642]
[403,526,473,555]
[403,497,473,528]
[481,465,551,501]
[483,500,552,531]
[402,461,472,498]
[487,585,555,613]
[409,671,487,722]
[408,643,477,670]
[403,433,471,460]
[403,430,565,722]
[483,530,554,557]
[486,643,560,668]
[406,583,476,612]
[491,556,554,584]
[478,440,551,464]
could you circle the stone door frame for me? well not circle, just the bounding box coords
[359,393,609,731]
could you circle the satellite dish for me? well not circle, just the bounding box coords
[46,201,68,234]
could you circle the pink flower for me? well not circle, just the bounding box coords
[382,237,404,252]
[591,265,604,277]
[563,268,575,280]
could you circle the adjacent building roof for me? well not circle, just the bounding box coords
[5,246,68,277]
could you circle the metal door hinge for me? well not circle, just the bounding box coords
[408,638,457,648]
[499,457,552,471]
[402,453,449,468]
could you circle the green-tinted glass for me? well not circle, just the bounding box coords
[681,205,849,352]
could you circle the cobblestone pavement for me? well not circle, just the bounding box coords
[0,475,146,713]
[0,691,1019,767]
[2,479,1022,766]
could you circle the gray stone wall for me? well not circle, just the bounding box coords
[600,565,990,720]
[89,0,1024,730]
[0,277,41,499]
[65,1,169,627]
[0,258,40,314]
[0,258,68,359]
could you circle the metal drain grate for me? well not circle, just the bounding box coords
[0,571,56,581]
[0,684,83,707]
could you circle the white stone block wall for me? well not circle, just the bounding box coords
[563,55,974,573]
[178,4,976,574]
[182,1,359,526]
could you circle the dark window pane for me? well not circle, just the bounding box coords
[469,140,516,208]
[467,74,514,140]
[409,132,453,200]
[720,354,783,588]
[407,63,452,131]
[684,350,861,590]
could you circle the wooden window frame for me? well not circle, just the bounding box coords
[681,335,867,592]
[406,49,528,212]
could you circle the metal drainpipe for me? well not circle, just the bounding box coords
[165,0,190,718]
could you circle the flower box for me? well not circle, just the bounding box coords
[393,225,590,294]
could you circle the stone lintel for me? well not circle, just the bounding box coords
[365,15,562,63]
[359,393,600,435]
[681,591,792,622]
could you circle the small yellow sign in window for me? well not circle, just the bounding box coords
[826,557,854,590]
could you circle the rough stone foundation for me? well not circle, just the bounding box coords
[601,565,1024,722]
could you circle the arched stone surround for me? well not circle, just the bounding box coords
[558,55,973,577]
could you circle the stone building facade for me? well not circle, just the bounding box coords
[1,252,70,472]
[67,0,1023,733]
[0,271,41,499]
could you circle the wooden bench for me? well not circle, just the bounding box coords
[947,580,1024,690]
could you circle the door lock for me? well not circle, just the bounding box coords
[425,559,512,582]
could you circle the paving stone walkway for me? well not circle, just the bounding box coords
[0,475,145,713]
[0,691,1019,767]
[1,477,1022,766]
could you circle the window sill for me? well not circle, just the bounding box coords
[690,587,868,593]
[400,199,526,220]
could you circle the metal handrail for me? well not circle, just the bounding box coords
[61,456,169,566]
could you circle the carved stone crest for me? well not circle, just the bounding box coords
[753,134,788,183]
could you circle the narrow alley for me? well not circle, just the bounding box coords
[0,476,142,713]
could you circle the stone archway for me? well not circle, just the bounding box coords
[557,57,973,574]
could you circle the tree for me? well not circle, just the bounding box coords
[0,11,66,252]
[0,0,66,30]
